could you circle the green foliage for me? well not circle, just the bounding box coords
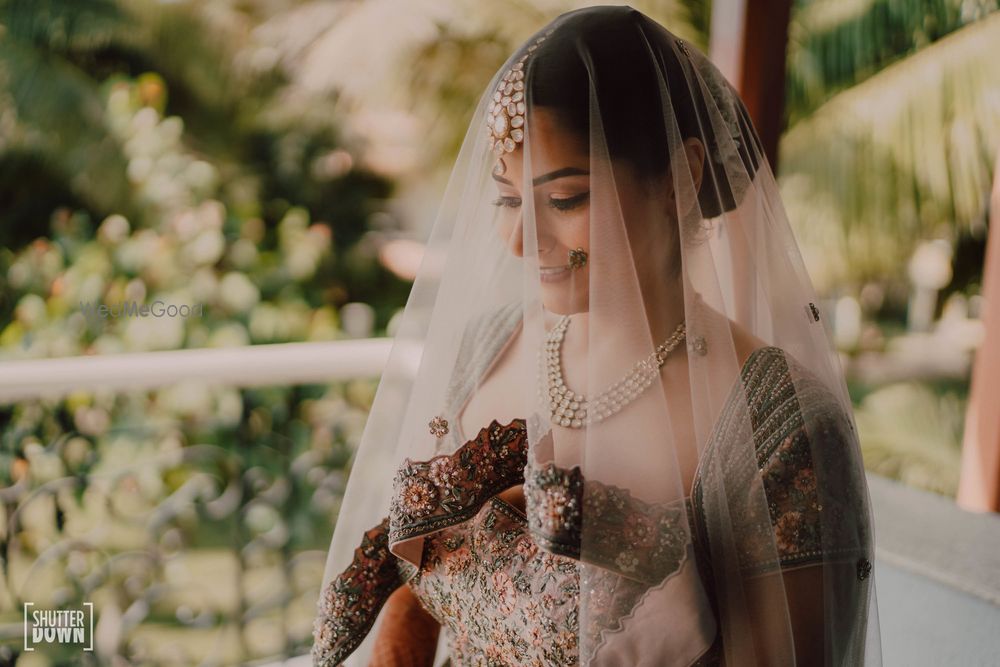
[854,379,966,496]
[0,68,387,657]
[786,0,999,125]
[0,1,408,323]
[780,12,1000,291]
[0,0,127,52]
[0,2,405,659]
[0,0,136,233]
[0,375,371,662]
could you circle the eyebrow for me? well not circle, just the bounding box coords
[492,166,589,187]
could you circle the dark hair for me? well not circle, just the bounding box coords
[521,6,761,218]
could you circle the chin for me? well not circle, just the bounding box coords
[541,289,588,315]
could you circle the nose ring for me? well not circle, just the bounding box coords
[568,247,588,269]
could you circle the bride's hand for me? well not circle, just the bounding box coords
[369,584,440,667]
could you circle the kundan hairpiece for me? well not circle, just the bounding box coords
[487,29,554,170]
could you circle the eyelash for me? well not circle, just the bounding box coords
[550,192,590,211]
[491,196,521,209]
[490,192,590,212]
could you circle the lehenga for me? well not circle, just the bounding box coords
[313,305,873,666]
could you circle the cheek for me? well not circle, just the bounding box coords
[549,207,590,250]
[493,204,526,246]
[495,210,518,240]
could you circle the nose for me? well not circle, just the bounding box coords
[506,213,525,257]
[505,214,555,259]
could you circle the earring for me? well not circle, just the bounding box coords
[568,247,588,269]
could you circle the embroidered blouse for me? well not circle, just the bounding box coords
[312,321,872,666]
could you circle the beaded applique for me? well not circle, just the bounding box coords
[524,459,689,585]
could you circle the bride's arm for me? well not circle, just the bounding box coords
[368,584,440,667]
[742,565,828,666]
[727,352,873,666]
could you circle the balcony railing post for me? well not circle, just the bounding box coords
[958,149,1000,512]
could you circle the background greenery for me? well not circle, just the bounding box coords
[0,0,997,664]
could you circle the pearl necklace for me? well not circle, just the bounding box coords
[538,314,686,428]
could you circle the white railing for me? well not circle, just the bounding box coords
[0,339,408,404]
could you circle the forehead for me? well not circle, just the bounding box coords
[508,108,589,173]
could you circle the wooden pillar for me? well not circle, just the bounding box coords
[709,0,794,170]
[957,150,1000,512]
[709,0,794,327]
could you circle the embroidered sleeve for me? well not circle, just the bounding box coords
[692,347,873,580]
[312,517,402,667]
[751,396,872,576]
[741,350,872,577]
[389,418,528,545]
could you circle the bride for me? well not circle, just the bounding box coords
[313,6,880,666]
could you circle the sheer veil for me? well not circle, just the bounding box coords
[314,6,880,665]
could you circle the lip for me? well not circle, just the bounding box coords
[539,264,572,283]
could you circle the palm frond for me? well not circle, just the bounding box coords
[0,38,134,222]
[786,0,999,124]
[0,0,286,237]
[779,12,1000,290]
[0,0,129,52]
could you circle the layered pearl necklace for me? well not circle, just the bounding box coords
[539,314,686,428]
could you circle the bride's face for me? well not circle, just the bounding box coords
[491,108,592,315]
[491,107,699,315]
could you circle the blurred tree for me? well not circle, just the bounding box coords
[780,10,1000,294]
[0,0,409,322]
[0,0,137,241]
[403,0,706,168]
[786,0,999,125]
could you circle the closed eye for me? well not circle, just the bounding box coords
[491,196,522,209]
[548,192,589,211]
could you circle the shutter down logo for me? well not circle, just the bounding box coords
[24,603,94,652]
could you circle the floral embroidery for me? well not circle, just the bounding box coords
[516,538,538,560]
[614,552,640,573]
[312,517,401,667]
[445,544,473,575]
[774,511,807,554]
[398,476,439,518]
[492,571,518,613]
[794,467,817,495]
[409,498,581,666]
[389,418,529,544]
[524,463,688,662]
[528,463,583,541]
[429,455,460,486]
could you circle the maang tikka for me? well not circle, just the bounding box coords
[486,28,555,171]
